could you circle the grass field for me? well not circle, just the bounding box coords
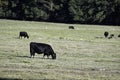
[0,19,120,80]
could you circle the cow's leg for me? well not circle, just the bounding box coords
[30,52,32,58]
[32,53,35,58]
[47,55,50,59]
[43,54,45,59]
[19,36,21,39]
[30,54,33,58]
[30,52,35,58]
[20,36,23,39]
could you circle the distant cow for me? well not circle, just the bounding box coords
[30,42,56,59]
[19,31,29,39]
[108,34,114,39]
[104,31,109,38]
[118,34,120,38]
[69,26,74,29]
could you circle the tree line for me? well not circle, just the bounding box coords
[0,0,120,25]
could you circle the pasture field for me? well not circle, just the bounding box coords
[0,19,120,80]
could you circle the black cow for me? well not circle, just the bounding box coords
[104,31,109,38]
[118,34,120,38]
[69,26,74,29]
[30,42,56,59]
[19,31,29,39]
[108,34,114,39]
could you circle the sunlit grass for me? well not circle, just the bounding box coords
[0,19,120,80]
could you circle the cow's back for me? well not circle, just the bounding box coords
[30,42,56,59]
[19,31,29,38]
[30,42,53,54]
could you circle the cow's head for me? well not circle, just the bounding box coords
[27,35,29,39]
[52,53,56,59]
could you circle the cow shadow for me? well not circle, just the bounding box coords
[16,55,30,58]
[0,77,22,80]
[0,78,54,80]
[95,36,104,39]
[16,55,54,60]
[16,55,45,59]
[13,37,19,39]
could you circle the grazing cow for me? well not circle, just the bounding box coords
[69,26,74,29]
[19,31,29,39]
[118,34,120,38]
[104,31,109,38]
[30,42,56,59]
[108,34,114,39]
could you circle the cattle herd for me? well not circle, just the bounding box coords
[19,27,120,60]
[104,31,120,39]
[19,31,56,60]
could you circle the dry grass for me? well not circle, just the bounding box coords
[0,19,120,80]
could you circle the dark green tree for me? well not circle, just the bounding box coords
[52,0,71,22]
[68,0,117,24]
[102,0,120,25]
[0,0,119,25]
[0,0,8,18]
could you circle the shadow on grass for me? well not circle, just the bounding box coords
[16,55,30,58]
[13,37,20,39]
[0,78,55,80]
[0,78,22,80]
[16,55,54,60]
[95,36,104,39]
[16,55,44,59]
[14,37,29,39]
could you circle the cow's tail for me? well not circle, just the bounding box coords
[30,43,35,58]
[19,32,21,39]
